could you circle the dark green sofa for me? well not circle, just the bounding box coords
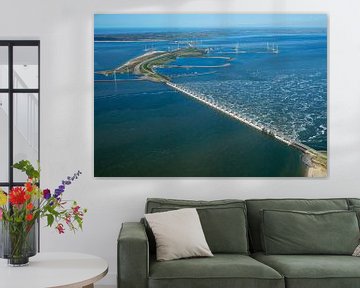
[118,198,360,288]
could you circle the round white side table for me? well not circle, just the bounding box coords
[0,252,108,288]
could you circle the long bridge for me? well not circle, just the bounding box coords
[166,81,322,158]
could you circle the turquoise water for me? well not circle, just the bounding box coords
[94,27,326,177]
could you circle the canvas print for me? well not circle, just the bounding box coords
[94,14,327,177]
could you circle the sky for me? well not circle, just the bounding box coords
[94,14,327,29]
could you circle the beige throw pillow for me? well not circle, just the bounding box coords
[353,244,360,256]
[145,208,213,261]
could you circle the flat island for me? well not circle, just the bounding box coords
[97,47,207,82]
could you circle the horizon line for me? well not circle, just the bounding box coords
[95,26,327,30]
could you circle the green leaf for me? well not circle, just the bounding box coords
[75,216,83,230]
[47,214,54,227]
[12,160,40,180]
[48,206,60,217]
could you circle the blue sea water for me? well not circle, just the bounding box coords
[94,27,327,177]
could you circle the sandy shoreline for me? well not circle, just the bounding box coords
[305,152,327,177]
[307,165,327,177]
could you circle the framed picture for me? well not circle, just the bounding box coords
[94,14,327,177]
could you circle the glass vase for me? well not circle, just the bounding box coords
[0,220,37,266]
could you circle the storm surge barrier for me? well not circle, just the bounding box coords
[165,81,320,157]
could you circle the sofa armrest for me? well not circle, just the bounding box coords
[118,222,149,288]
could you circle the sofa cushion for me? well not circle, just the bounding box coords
[246,198,349,252]
[350,206,360,227]
[252,252,360,288]
[149,254,284,288]
[146,198,249,254]
[261,209,359,255]
[347,199,360,228]
[347,198,360,207]
[145,208,213,261]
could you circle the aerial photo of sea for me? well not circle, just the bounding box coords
[94,14,327,177]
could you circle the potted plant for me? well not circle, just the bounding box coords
[0,160,87,266]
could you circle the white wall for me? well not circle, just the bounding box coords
[1,0,360,285]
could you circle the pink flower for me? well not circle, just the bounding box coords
[65,214,71,225]
[56,223,65,234]
[0,208,3,220]
[72,205,80,214]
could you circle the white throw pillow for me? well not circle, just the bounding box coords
[145,208,213,261]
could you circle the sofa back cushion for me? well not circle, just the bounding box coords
[261,209,359,255]
[348,198,360,207]
[347,199,360,228]
[145,198,249,254]
[246,198,349,252]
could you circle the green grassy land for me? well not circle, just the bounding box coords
[97,47,206,82]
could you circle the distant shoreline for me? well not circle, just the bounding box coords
[94,40,167,43]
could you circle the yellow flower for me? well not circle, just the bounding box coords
[0,190,7,206]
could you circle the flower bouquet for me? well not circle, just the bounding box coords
[0,160,87,266]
